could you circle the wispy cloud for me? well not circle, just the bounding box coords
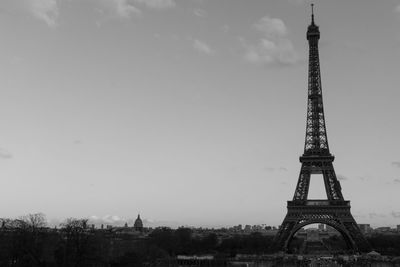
[95,0,175,20]
[391,161,400,168]
[392,212,400,218]
[394,179,400,184]
[4,0,176,26]
[0,0,59,27]
[193,39,214,55]
[28,0,59,27]
[395,4,400,14]
[337,174,348,181]
[358,175,371,181]
[93,0,141,23]
[115,0,141,18]
[288,0,312,5]
[221,25,230,34]
[254,16,288,37]
[88,215,126,226]
[242,16,299,66]
[193,8,206,17]
[265,167,288,172]
[0,148,12,159]
[133,0,176,9]
[369,212,386,219]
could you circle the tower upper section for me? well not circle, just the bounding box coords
[307,4,320,40]
[303,4,331,157]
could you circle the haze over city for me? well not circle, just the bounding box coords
[0,0,400,228]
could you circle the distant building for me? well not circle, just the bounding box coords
[297,227,306,233]
[374,227,391,233]
[397,225,400,232]
[251,225,263,232]
[325,225,336,233]
[134,214,143,232]
[358,224,371,234]
[306,229,320,241]
[232,224,242,232]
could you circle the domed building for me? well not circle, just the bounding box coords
[134,214,143,232]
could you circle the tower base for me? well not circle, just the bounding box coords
[272,200,370,253]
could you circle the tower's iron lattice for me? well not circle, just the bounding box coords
[271,5,370,253]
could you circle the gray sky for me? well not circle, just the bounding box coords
[0,0,400,228]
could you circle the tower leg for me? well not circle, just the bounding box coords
[272,217,296,252]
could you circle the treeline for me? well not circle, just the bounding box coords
[1,214,400,266]
[148,227,274,256]
[0,213,276,266]
[0,213,275,266]
[368,235,400,256]
[0,214,107,266]
[113,228,276,266]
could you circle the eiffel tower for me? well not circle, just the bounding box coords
[272,5,370,253]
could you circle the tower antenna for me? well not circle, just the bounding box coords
[311,3,315,24]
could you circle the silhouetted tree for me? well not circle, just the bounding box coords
[56,218,92,267]
[3,213,49,267]
[198,233,218,253]
[368,234,400,255]
[175,227,193,254]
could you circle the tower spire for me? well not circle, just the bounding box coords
[311,3,315,25]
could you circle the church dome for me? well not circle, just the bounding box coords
[134,214,143,230]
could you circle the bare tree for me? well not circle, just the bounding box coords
[19,213,47,229]
[57,218,91,267]
[0,213,49,267]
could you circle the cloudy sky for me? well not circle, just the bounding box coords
[0,0,400,228]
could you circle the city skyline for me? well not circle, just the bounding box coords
[0,0,400,228]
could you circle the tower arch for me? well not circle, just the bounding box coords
[285,220,356,252]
